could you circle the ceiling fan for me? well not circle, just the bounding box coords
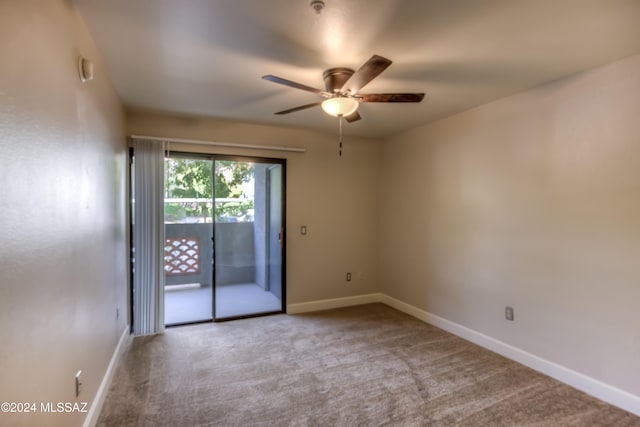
[262,54,425,123]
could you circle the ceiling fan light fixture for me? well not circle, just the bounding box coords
[321,97,358,117]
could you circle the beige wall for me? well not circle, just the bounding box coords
[127,111,381,304]
[379,54,640,396]
[0,1,127,426]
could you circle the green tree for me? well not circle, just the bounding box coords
[164,159,254,222]
[214,160,253,198]
[165,159,212,199]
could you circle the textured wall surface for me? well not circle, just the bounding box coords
[0,1,127,426]
[379,54,640,397]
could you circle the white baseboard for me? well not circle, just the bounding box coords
[83,325,131,427]
[287,292,640,417]
[378,294,640,417]
[287,293,382,314]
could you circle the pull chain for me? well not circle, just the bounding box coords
[338,114,343,157]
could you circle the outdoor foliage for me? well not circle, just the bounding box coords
[164,159,254,222]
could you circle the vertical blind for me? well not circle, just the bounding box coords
[132,138,165,335]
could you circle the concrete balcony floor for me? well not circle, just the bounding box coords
[165,283,281,325]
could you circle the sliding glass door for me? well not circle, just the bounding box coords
[163,154,285,325]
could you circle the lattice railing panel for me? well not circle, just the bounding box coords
[164,237,201,276]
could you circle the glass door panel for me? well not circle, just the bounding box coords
[214,159,285,320]
[163,157,214,325]
[267,164,283,302]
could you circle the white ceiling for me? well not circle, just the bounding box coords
[74,0,640,139]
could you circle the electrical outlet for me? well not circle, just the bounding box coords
[346,272,352,282]
[505,306,514,321]
[75,371,83,397]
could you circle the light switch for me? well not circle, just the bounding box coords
[300,225,307,235]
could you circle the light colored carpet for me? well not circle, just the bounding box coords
[97,304,640,426]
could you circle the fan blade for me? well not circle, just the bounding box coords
[358,93,425,103]
[262,75,330,97]
[274,102,322,115]
[341,55,392,94]
[344,111,361,123]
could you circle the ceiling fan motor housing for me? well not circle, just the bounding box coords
[323,68,355,93]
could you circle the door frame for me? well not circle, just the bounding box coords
[164,151,287,323]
